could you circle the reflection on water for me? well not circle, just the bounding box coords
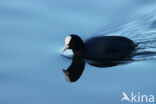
[62,56,85,82]
[62,54,135,82]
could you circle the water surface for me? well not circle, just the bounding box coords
[0,0,156,104]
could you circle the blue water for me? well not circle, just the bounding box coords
[0,0,156,104]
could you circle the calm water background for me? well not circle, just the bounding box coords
[0,0,156,104]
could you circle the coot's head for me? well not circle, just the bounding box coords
[63,34,85,52]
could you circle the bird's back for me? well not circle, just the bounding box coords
[84,36,136,60]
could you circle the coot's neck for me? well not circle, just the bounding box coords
[72,47,85,57]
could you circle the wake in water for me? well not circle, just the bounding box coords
[91,6,156,62]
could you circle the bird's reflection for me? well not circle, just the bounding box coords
[63,55,132,82]
[62,56,85,82]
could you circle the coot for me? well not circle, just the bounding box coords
[63,34,137,60]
